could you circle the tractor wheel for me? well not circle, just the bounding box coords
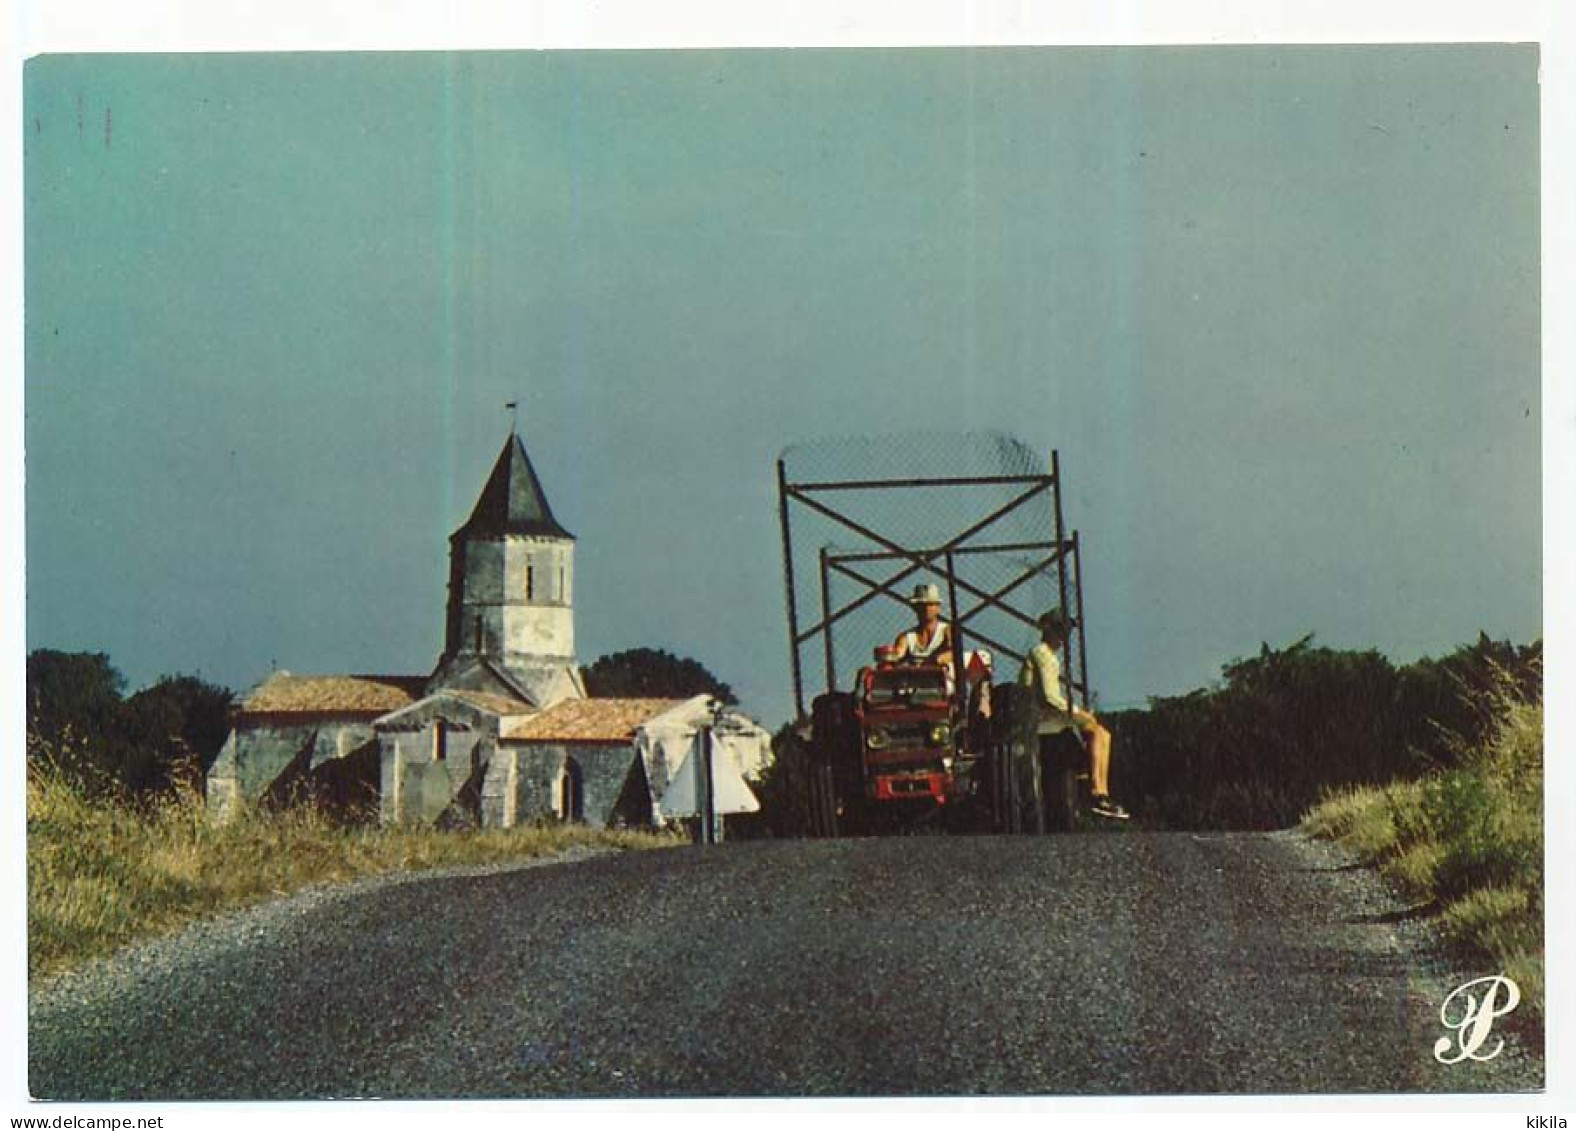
[803,759,833,838]
[1046,761,1080,832]
[812,692,862,797]
[1043,732,1084,833]
[1027,736,1048,835]
[993,743,1020,834]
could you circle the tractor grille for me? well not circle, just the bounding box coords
[874,723,934,748]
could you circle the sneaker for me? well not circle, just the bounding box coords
[1089,796,1130,821]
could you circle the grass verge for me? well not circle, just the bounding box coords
[1302,672,1543,1025]
[27,759,680,982]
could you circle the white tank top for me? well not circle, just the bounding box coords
[901,621,951,659]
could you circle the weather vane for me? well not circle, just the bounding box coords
[505,399,519,434]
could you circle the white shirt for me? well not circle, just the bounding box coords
[1020,642,1074,732]
[895,620,952,661]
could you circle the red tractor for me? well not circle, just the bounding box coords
[807,649,996,832]
[806,647,1081,836]
[857,656,962,804]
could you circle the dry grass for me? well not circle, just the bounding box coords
[27,754,680,981]
[1302,667,1543,1023]
[1301,785,1402,861]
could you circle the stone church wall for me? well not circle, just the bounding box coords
[206,718,378,820]
[379,728,490,825]
[479,742,650,829]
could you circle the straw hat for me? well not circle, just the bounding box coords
[907,583,943,606]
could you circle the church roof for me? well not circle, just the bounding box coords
[370,687,533,731]
[446,689,533,715]
[500,697,687,744]
[454,431,573,540]
[237,673,428,716]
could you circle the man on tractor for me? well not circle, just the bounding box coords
[1020,608,1129,821]
[890,583,955,675]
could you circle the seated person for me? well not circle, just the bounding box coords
[1019,608,1129,821]
[890,583,955,674]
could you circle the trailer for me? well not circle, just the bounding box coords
[776,435,1096,836]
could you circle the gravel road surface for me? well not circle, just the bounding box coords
[29,831,1543,1099]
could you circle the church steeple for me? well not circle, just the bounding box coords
[430,427,583,708]
[455,432,573,541]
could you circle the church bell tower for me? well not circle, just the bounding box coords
[428,429,584,707]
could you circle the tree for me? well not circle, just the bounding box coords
[26,650,125,743]
[127,675,235,772]
[582,647,738,704]
[1107,631,1541,831]
[26,649,235,798]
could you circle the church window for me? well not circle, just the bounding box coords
[558,758,584,822]
[559,565,566,602]
[433,720,447,762]
[526,561,535,600]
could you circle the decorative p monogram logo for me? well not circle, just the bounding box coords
[1433,975,1521,1064]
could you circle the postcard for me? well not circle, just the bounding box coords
[10,5,1567,1125]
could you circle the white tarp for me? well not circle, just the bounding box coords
[658,731,762,818]
[634,695,772,823]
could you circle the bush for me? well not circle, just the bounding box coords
[1301,662,1543,1025]
[1109,633,1540,830]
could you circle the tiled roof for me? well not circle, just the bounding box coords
[500,698,686,743]
[238,673,427,715]
[446,689,531,715]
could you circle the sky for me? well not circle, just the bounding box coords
[22,45,1542,728]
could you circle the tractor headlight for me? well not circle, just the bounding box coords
[929,723,951,746]
[866,728,889,750]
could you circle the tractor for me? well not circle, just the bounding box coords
[778,439,1095,836]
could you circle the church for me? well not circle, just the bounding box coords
[205,429,769,829]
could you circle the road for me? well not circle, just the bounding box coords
[28,831,1542,1099]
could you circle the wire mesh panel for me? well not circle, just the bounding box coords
[777,430,1090,719]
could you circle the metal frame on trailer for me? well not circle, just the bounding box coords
[776,451,1091,721]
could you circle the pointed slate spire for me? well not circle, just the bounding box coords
[455,432,573,540]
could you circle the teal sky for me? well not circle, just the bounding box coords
[23,46,1540,726]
